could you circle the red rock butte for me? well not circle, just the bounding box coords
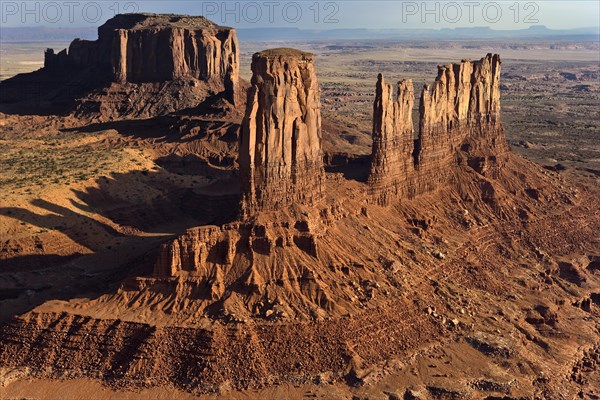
[369,54,507,205]
[0,13,241,117]
[239,48,324,216]
[44,13,239,98]
[150,49,510,320]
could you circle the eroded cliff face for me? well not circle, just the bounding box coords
[417,54,503,173]
[151,53,510,317]
[239,48,324,216]
[368,75,415,205]
[150,211,343,320]
[369,54,507,204]
[144,48,332,320]
[43,13,239,105]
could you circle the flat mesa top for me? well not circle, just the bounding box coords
[254,48,314,59]
[100,13,232,31]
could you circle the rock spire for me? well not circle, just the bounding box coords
[239,48,324,216]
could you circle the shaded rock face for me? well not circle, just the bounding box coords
[369,54,507,204]
[239,48,324,216]
[43,13,239,104]
[154,226,236,282]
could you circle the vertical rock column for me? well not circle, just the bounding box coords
[417,54,503,161]
[239,48,324,216]
[416,53,505,185]
[368,53,507,203]
[464,53,505,173]
[368,75,415,205]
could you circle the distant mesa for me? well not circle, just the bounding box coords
[0,13,240,118]
[44,13,238,91]
[252,47,313,58]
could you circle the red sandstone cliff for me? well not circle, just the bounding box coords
[417,54,502,166]
[1,46,598,397]
[368,75,415,205]
[239,48,324,216]
[0,14,241,117]
[369,54,508,204]
[45,14,239,104]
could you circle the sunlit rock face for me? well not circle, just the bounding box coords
[239,48,324,216]
[369,54,507,204]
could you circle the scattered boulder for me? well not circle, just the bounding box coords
[558,261,587,286]
[466,333,513,357]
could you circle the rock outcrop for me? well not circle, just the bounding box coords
[239,48,324,216]
[0,13,240,116]
[44,14,239,103]
[145,48,331,320]
[369,54,507,204]
[368,75,415,205]
[148,215,342,320]
[417,54,504,178]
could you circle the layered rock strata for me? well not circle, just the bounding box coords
[417,53,504,178]
[368,75,415,205]
[369,53,507,204]
[43,13,239,104]
[146,48,330,318]
[239,48,324,216]
[150,53,508,317]
[150,215,342,319]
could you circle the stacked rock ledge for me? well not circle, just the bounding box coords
[44,13,239,105]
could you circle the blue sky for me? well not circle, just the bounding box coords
[1,1,599,30]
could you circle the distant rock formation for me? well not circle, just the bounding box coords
[239,48,324,216]
[1,14,240,117]
[368,54,507,204]
[44,13,239,104]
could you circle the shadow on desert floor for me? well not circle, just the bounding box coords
[0,168,241,320]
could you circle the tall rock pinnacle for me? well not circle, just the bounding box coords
[368,75,415,205]
[417,54,505,175]
[369,54,507,203]
[239,48,324,216]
